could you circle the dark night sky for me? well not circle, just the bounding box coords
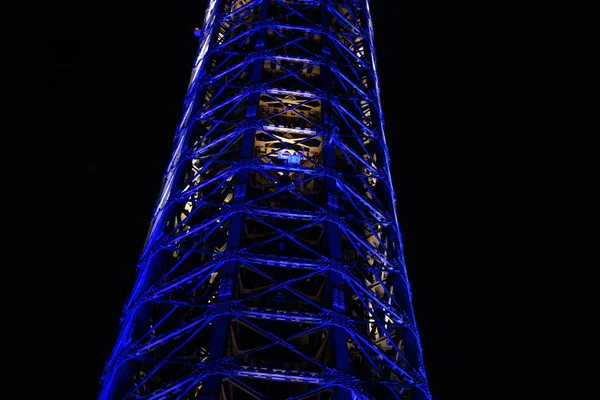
[64,1,596,399]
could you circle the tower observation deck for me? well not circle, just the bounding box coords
[99,1,430,399]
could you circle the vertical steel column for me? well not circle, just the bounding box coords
[321,3,353,400]
[359,2,430,397]
[201,1,271,397]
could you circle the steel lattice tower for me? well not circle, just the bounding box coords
[100,1,430,399]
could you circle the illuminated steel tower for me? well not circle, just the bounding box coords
[100,0,430,399]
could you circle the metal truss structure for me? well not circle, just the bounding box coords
[99,0,430,399]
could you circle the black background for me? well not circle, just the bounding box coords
[63,1,596,398]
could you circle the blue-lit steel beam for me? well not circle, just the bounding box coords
[202,2,273,398]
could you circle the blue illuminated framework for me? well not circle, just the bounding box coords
[100,0,430,399]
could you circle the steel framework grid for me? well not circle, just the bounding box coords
[99,1,431,399]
